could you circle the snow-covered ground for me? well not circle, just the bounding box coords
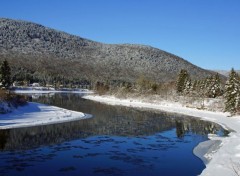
[0,102,91,129]
[83,94,240,176]
[13,88,94,94]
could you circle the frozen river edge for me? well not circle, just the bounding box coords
[82,94,240,176]
[0,102,92,130]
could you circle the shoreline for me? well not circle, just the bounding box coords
[0,102,92,130]
[13,89,94,94]
[82,94,240,176]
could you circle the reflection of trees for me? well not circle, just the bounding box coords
[175,117,227,139]
[176,121,185,138]
[0,130,9,150]
[0,93,227,150]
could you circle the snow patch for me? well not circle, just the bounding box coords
[193,140,222,165]
[0,102,92,129]
[13,88,94,94]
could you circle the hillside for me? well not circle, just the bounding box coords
[214,70,240,77]
[0,18,217,85]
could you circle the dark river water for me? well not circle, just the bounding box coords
[0,93,228,176]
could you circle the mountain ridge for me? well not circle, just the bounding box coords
[213,70,240,77]
[0,18,220,84]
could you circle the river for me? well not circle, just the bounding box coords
[0,93,228,176]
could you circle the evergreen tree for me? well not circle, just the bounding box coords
[205,76,212,91]
[224,68,240,115]
[176,69,189,94]
[192,80,198,91]
[0,60,12,89]
[206,74,222,98]
[199,79,207,97]
[211,74,222,98]
[192,80,201,95]
[183,78,192,95]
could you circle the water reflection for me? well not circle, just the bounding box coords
[0,93,227,151]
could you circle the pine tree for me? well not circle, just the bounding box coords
[206,74,222,98]
[176,69,189,94]
[0,60,12,89]
[224,68,240,115]
[192,80,198,91]
[183,78,192,95]
[212,74,222,97]
[199,79,207,97]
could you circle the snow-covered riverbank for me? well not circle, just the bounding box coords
[0,102,92,129]
[13,88,94,94]
[83,94,240,176]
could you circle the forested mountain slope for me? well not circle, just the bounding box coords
[0,18,217,84]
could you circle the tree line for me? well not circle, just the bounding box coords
[176,69,240,116]
[1,59,239,116]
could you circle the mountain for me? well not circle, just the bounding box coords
[214,70,240,77]
[214,70,230,77]
[0,18,219,85]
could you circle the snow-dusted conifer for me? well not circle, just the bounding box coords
[176,69,189,94]
[224,68,240,115]
[183,78,192,95]
[199,79,206,97]
[207,74,222,98]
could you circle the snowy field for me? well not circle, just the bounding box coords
[83,94,240,176]
[0,102,92,129]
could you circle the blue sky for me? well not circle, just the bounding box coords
[0,0,239,70]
